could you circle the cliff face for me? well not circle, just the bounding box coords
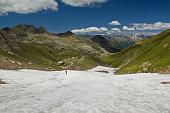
[0,29,21,50]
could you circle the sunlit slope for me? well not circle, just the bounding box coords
[101,30,170,74]
[0,28,106,70]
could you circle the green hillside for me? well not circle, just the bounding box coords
[101,30,170,74]
[0,25,107,70]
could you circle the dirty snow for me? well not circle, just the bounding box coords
[0,66,170,113]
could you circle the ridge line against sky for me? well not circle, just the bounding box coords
[0,0,170,35]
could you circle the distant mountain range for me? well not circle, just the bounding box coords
[81,33,144,52]
[91,35,121,53]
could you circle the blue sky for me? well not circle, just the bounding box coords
[0,0,170,35]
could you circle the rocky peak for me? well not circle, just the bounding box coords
[56,31,74,37]
[11,24,47,35]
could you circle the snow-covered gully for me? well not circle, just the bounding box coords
[0,66,170,113]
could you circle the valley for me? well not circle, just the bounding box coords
[0,1,170,113]
[0,24,142,72]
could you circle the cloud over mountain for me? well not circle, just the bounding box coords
[111,28,121,32]
[132,22,170,30]
[61,0,107,7]
[71,21,170,35]
[123,26,135,31]
[72,27,108,34]
[72,26,122,35]
[0,0,58,15]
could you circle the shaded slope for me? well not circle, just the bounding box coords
[91,35,120,53]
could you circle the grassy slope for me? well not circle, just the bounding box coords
[101,30,170,74]
[0,34,106,70]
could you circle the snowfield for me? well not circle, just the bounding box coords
[0,66,170,113]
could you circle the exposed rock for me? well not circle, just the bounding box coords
[108,35,140,50]
[11,24,47,35]
[17,62,22,66]
[163,43,168,48]
[161,81,170,84]
[0,30,21,50]
[140,61,152,72]
[57,61,64,65]
[0,79,6,84]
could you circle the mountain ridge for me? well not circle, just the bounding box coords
[0,25,108,70]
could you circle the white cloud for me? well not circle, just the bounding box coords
[105,28,121,35]
[123,26,135,31]
[0,0,58,15]
[86,27,100,32]
[100,27,108,32]
[61,0,107,7]
[72,26,123,35]
[72,27,108,34]
[132,22,170,30]
[111,28,121,32]
[109,20,121,26]
[132,23,153,30]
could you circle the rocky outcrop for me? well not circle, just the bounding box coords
[0,29,20,50]
[11,24,47,35]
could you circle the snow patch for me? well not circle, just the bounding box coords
[0,67,170,113]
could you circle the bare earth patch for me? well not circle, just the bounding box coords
[95,70,109,73]
[0,79,6,84]
[161,81,170,84]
